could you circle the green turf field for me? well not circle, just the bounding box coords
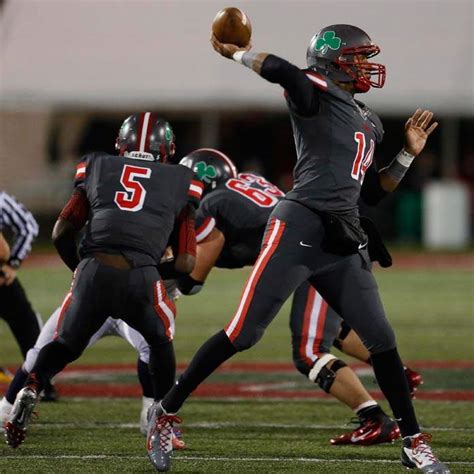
[0,263,473,472]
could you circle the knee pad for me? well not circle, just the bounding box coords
[308,354,347,393]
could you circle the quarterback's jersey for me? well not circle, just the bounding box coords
[74,152,202,265]
[195,172,284,268]
[285,70,384,216]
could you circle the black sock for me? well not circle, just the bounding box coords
[162,330,237,413]
[137,358,154,398]
[357,404,386,422]
[149,341,176,400]
[371,348,419,436]
[27,341,78,393]
[5,368,28,404]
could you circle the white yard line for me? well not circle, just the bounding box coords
[0,454,472,465]
[13,421,474,432]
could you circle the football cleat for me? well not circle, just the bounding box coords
[4,386,38,448]
[330,415,400,445]
[0,367,13,384]
[140,397,186,449]
[401,433,450,472]
[405,366,423,398]
[146,402,182,471]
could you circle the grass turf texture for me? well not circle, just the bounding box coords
[0,262,472,472]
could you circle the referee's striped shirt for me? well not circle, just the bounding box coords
[0,191,39,264]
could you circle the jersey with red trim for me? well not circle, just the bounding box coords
[195,172,284,268]
[284,70,384,223]
[74,153,202,266]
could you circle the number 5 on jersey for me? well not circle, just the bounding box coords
[115,164,151,212]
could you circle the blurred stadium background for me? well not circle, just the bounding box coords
[1,0,473,247]
[0,1,473,472]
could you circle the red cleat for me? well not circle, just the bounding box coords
[330,415,400,446]
[405,366,423,398]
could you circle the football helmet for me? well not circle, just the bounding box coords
[115,112,176,162]
[306,24,386,92]
[179,148,238,194]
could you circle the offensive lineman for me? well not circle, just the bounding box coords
[5,113,202,469]
[150,25,447,473]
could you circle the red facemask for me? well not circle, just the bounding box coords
[335,44,386,92]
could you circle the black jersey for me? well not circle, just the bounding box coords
[195,172,284,268]
[74,152,202,266]
[285,70,384,215]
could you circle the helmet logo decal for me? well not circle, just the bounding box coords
[165,125,173,142]
[195,161,217,183]
[315,31,342,55]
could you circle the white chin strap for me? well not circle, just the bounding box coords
[308,353,337,382]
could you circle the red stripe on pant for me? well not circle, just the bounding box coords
[153,281,176,340]
[54,291,72,340]
[225,218,286,343]
[299,285,317,367]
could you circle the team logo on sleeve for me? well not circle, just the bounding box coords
[315,31,342,55]
[195,161,217,183]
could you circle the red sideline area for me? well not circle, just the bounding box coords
[23,252,474,270]
[1,361,472,402]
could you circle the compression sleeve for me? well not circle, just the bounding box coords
[58,188,90,230]
[260,54,320,116]
[174,205,197,258]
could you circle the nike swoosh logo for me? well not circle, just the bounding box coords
[350,432,371,443]
[358,242,368,250]
[299,241,312,248]
[16,410,25,425]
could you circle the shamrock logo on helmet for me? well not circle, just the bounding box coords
[315,31,342,55]
[195,161,217,183]
[164,125,173,142]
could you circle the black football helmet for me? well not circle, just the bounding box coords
[306,24,386,92]
[115,112,176,162]
[179,148,238,194]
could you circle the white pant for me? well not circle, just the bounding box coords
[23,307,150,373]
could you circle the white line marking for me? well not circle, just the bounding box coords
[13,421,474,433]
[0,454,471,465]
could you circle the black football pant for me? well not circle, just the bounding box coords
[0,278,42,358]
[164,200,419,436]
[28,257,176,400]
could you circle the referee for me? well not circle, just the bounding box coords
[0,191,42,382]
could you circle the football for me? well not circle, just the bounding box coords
[212,7,252,47]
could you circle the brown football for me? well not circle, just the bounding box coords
[212,7,252,47]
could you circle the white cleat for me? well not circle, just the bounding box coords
[146,402,182,471]
[4,387,38,448]
[401,433,450,473]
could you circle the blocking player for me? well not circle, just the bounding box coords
[178,148,419,446]
[5,113,202,465]
[150,25,448,473]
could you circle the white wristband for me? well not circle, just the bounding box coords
[396,149,416,167]
[232,51,245,64]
